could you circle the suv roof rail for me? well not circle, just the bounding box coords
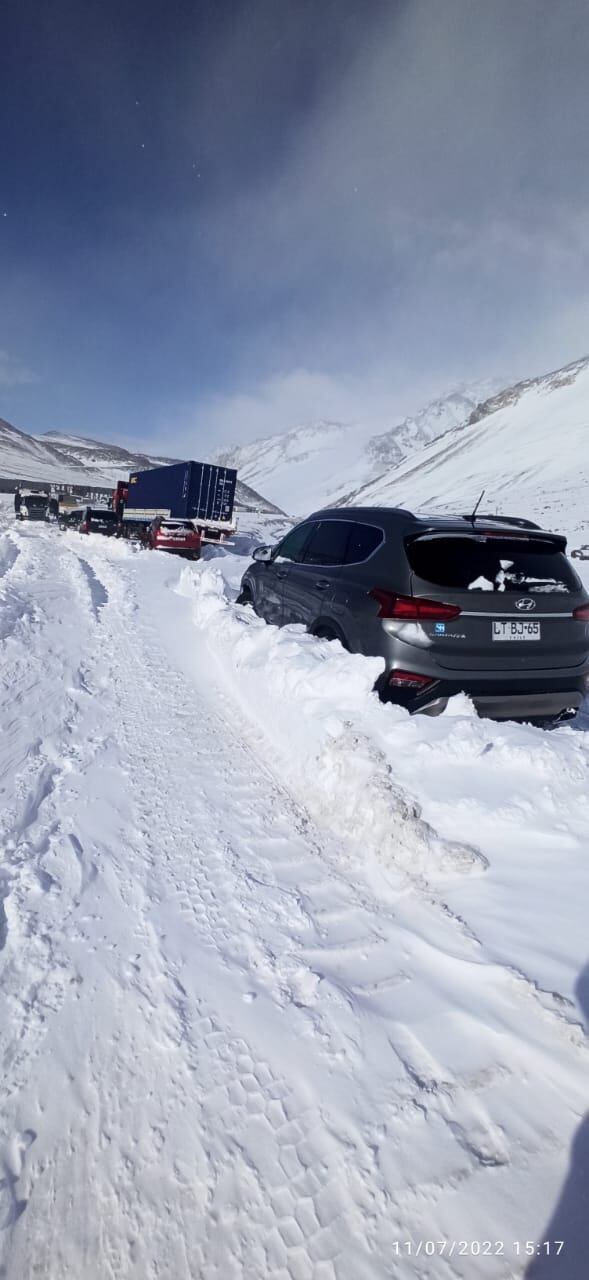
[459,513,542,531]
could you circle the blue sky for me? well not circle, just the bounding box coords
[1,0,589,452]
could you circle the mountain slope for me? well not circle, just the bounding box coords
[340,354,589,540]
[0,416,282,514]
[41,431,180,485]
[214,389,490,515]
[40,431,283,513]
[0,418,100,487]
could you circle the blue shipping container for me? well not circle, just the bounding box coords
[125,461,237,523]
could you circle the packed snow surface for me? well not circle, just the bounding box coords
[0,498,588,1279]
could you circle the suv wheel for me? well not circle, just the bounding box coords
[236,586,253,607]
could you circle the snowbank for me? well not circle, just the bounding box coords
[178,550,589,1006]
[178,563,482,881]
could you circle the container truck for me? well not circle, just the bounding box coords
[119,461,237,544]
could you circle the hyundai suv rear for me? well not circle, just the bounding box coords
[238,507,589,721]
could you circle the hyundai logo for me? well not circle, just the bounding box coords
[515,597,536,611]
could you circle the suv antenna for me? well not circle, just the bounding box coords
[469,488,485,526]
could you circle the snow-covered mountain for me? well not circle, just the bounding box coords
[4,350,587,526]
[40,431,180,486]
[0,417,101,487]
[214,355,589,540]
[38,431,283,513]
[341,354,589,542]
[214,388,491,515]
[0,417,282,513]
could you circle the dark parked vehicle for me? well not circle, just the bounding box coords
[238,506,589,722]
[58,505,84,529]
[79,506,119,536]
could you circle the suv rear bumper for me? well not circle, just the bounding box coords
[382,673,588,721]
[468,688,584,720]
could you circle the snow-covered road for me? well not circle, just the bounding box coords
[0,508,588,1280]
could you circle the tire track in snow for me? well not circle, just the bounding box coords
[70,551,392,1277]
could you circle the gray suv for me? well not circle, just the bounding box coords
[238,506,589,721]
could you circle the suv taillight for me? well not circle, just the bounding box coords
[573,603,589,621]
[388,670,436,689]
[369,589,461,621]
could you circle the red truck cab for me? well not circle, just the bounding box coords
[112,480,129,517]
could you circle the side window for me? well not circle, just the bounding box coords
[345,523,383,563]
[303,520,351,566]
[275,522,315,563]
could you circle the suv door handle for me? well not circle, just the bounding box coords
[276,569,288,579]
[315,579,329,590]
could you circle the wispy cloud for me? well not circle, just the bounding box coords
[0,350,38,388]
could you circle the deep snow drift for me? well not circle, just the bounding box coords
[0,500,588,1279]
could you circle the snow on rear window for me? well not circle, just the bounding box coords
[406,536,579,593]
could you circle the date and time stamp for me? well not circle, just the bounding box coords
[391,1240,564,1260]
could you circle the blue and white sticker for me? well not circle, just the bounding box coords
[434,622,446,635]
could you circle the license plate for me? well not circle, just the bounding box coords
[492,620,541,641]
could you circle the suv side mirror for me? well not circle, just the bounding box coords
[253,545,273,563]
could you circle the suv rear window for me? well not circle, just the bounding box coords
[406,535,580,593]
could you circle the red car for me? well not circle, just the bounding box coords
[148,517,201,559]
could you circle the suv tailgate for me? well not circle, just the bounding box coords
[406,531,588,672]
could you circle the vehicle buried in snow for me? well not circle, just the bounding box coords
[238,505,589,724]
[115,461,237,551]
